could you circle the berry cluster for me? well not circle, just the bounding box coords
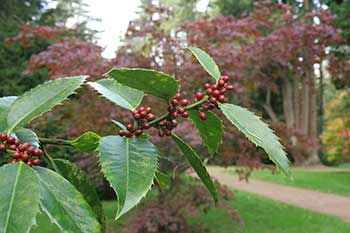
[158,93,191,137]
[0,133,43,166]
[204,75,233,105]
[117,75,235,138]
[118,107,155,138]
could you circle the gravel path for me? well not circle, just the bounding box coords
[206,167,350,220]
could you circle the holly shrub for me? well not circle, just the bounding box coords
[0,48,290,232]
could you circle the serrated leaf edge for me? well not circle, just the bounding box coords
[185,47,221,81]
[7,76,87,134]
[97,136,159,220]
[218,103,291,177]
[104,68,179,101]
[87,79,144,111]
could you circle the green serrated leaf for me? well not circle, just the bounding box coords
[34,166,102,233]
[88,78,144,111]
[15,128,40,148]
[0,162,40,233]
[155,171,171,190]
[98,136,158,219]
[219,103,291,177]
[189,110,224,154]
[186,47,221,81]
[72,131,101,153]
[54,159,106,231]
[0,96,17,132]
[105,68,178,101]
[7,76,87,134]
[171,133,218,202]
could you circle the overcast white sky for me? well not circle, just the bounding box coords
[84,0,141,58]
[83,0,209,58]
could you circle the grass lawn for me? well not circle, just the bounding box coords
[227,168,350,196]
[30,183,350,233]
[192,190,350,233]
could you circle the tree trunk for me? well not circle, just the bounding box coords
[300,76,310,134]
[304,65,320,165]
[293,75,301,129]
[304,0,313,10]
[318,62,324,135]
[263,90,279,123]
[309,80,318,138]
[282,78,295,128]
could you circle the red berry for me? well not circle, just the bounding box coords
[182,112,189,118]
[135,129,143,137]
[125,131,132,138]
[208,104,216,110]
[202,104,209,110]
[206,88,213,95]
[204,83,211,89]
[14,139,20,146]
[18,143,29,152]
[26,161,33,167]
[27,146,35,155]
[142,123,150,129]
[199,112,207,120]
[175,93,181,100]
[177,107,185,114]
[13,151,22,159]
[211,84,218,90]
[170,98,178,106]
[158,130,165,137]
[164,129,171,136]
[212,90,221,97]
[146,107,152,114]
[218,79,226,87]
[127,124,133,131]
[168,105,175,112]
[11,159,18,164]
[7,137,16,144]
[138,107,145,112]
[195,92,204,101]
[146,114,156,122]
[0,144,6,151]
[165,121,173,130]
[8,145,17,150]
[220,88,227,95]
[172,111,179,118]
[118,130,125,137]
[21,153,29,161]
[32,158,41,165]
[226,85,234,90]
[221,76,229,82]
[134,113,141,119]
[210,97,217,104]
[0,134,7,141]
[140,111,147,118]
[180,99,189,106]
[172,120,178,127]
[34,149,43,157]
[218,95,226,103]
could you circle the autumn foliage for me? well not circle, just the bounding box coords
[322,91,350,163]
